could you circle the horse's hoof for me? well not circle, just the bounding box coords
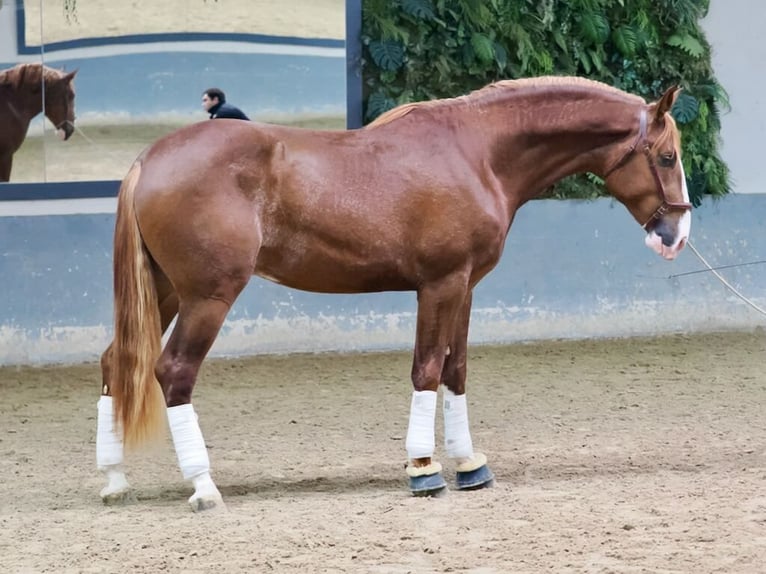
[189,493,226,512]
[99,467,133,505]
[409,472,448,497]
[100,487,136,506]
[455,464,495,490]
[406,461,447,497]
[190,496,226,512]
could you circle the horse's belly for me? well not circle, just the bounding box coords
[253,247,414,294]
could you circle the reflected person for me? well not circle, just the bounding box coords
[201,88,250,120]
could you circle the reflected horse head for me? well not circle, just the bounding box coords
[43,68,78,141]
[0,63,77,181]
[602,86,691,260]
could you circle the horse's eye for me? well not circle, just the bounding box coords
[658,151,676,168]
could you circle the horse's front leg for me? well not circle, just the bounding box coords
[96,343,134,504]
[0,153,13,182]
[406,276,471,496]
[440,291,494,490]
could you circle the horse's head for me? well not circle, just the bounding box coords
[603,86,691,261]
[44,69,77,141]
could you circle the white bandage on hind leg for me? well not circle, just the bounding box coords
[96,395,124,470]
[443,388,475,460]
[405,390,437,459]
[167,404,210,480]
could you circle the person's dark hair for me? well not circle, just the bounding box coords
[203,88,226,103]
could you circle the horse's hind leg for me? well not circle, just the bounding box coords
[96,348,133,504]
[157,288,246,512]
[96,272,178,505]
[440,291,494,490]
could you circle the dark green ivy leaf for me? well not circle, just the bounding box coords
[369,40,405,71]
[672,92,700,123]
[400,0,436,21]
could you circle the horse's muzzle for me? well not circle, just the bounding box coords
[642,190,692,262]
[58,121,75,141]
[644,218,690,261]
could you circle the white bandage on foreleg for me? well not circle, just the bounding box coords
[167,404,210,480]
[96,396,124,470]
[443,388,474,460]
[405,390,437,459]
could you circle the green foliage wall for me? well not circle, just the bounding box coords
[362,0,730,204]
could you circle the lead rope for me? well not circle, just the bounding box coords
[38,0,48,181]
[686,240,766,317]
[70,124,132,165]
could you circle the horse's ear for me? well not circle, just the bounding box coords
[63,69,78,82]
[651,85,681,121]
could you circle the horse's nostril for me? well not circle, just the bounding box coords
[652,220,675,246]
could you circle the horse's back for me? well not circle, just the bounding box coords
[135,120,355,199]
[130,118,508,294]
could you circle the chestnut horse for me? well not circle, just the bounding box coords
[97,77,691,511]
[0,63,77,182]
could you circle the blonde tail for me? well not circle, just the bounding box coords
[110,162,166,449]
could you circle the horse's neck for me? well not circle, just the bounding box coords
[0,89,36,146]
[477,93,638,204]
[2,84,42,124]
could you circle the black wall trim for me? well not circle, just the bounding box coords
[0,180,120,201]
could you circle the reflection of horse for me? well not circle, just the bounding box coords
[0,63,77,182]
[97,77,692,511]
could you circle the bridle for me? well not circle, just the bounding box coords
[603,109,692,229]
[55,119,75,132]
[43,79,75,134]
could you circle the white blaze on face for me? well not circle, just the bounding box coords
[677,161,692,241]
[644,161,691,260]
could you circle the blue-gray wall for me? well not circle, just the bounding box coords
[1,194,764,365]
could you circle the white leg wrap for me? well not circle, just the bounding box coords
[443,389,475,460]
[167,404,210,480]
[96,396,123,469]
[405,390,437,459]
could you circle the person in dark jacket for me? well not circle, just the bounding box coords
[201,88,250,120]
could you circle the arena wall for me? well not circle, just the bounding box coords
[1,190,764,366]
[702,1,766,196]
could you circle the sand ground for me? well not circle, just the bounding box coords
[1,330,765,573]
[9,117,346,183]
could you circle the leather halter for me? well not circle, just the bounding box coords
[603,109,692,229]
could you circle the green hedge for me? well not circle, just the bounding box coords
[362,0,730,205]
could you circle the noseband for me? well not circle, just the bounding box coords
[603,109,692,229]
[55,119,74,131]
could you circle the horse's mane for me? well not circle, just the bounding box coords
[0,63,66,91]
[366,75,680,152]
